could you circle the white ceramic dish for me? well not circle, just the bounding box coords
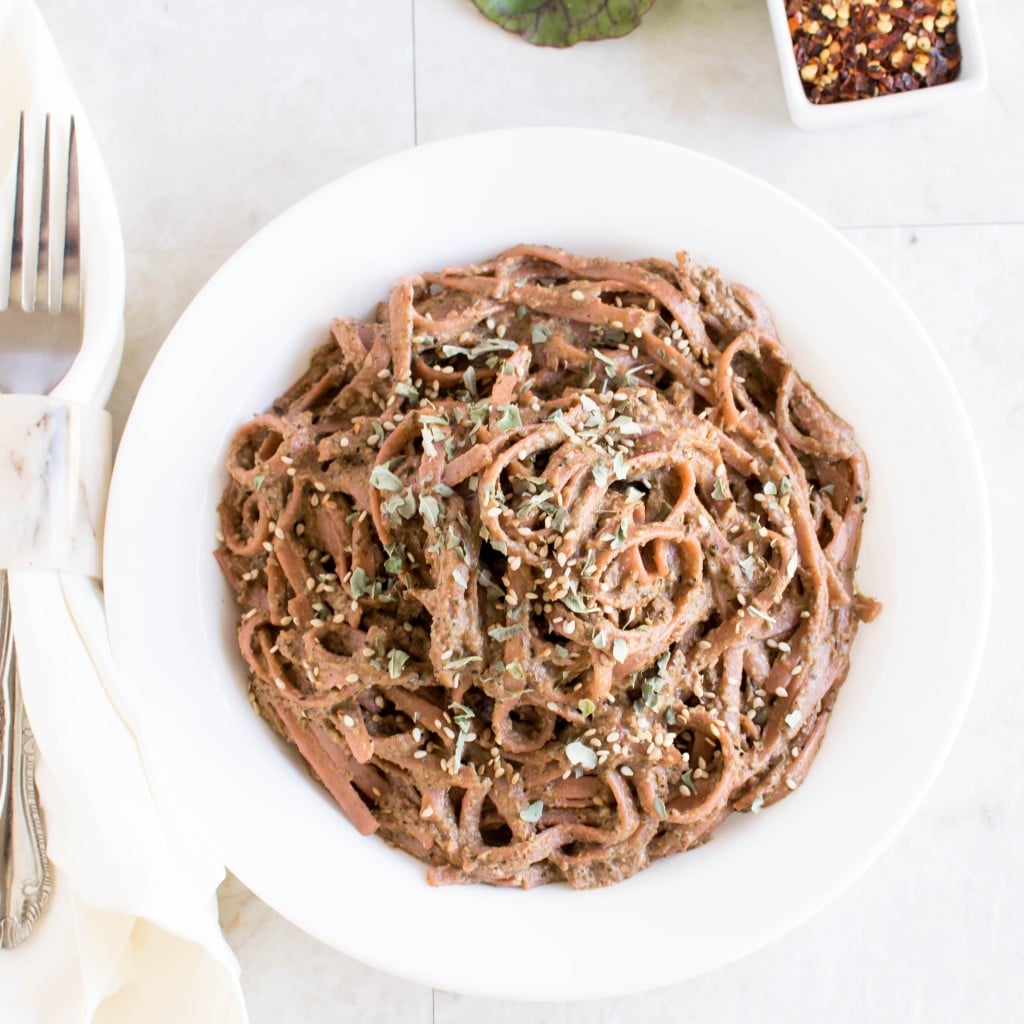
[104,128,991,1001]
[765,0,988,130]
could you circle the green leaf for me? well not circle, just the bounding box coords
[497,404,523,431]
[565,740,598,770]
[447,654,483,669]
[612,638,628,663]
[578,698,596,719]
[388,649,410,679]
[520,800,544,823]
[350,567,370,598]
[488,623,523,642]
[561,592,598,615]
[384,543,405,574]
[653,796,667,821]
[472,0,655,48]
[253,473,266,492]
[370,462,403,492]
[418,494,442,527]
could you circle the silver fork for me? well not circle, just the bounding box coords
[0,112,81,948]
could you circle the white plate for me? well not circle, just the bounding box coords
[104,128,991,1001]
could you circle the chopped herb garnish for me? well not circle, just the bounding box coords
[592,459,609,488]
[488,623,523,642]
[739,555,757,581]
[565,740,598,770]
[711,476,729,501]
[748,605,776,625]
[447,654,482,669]
[387,649,410,679]
[561,592,598,615]
[679,769,697,795]
[506,661,525,680]
[520,800,544,823]
[609,415,642,436]
[253,473,266,491]
[369,463,403,492]
[350,567,370,597]
[779,476,791,495]
[578,698,596,719]
[762,481,778,497]
[531,323,552,345]
[450,701,475,771]
[612,638,628,663]
[418,494,442,527]
[382,490,416,520]
[653,796,667,821]
[497,404,522,431]
[592,628,608,650]
[384,543,405,574]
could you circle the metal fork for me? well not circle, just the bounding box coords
[0,112,81,948]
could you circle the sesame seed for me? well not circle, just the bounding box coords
[571,289,585,301]
[342,715,355,728]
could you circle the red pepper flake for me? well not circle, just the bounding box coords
[786,0,962,104]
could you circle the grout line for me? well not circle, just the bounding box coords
[411,0,419,146]
[837,220,1024,232]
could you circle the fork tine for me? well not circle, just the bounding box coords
[8,112,26,311]
[34,115,51,313]
[60,116,80,314]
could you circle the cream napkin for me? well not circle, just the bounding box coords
[0,1,247,1021]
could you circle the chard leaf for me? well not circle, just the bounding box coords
[472,0,655,48]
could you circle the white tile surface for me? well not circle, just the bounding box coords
[415,0,1023,229]
[27,0,1024,1020]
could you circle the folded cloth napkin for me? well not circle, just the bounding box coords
[0,2,247,1021]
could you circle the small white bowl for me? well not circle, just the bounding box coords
[765,0,989,129]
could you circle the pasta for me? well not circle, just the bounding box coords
[216,245,880,888]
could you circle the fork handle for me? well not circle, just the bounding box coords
[0,569,52,948]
